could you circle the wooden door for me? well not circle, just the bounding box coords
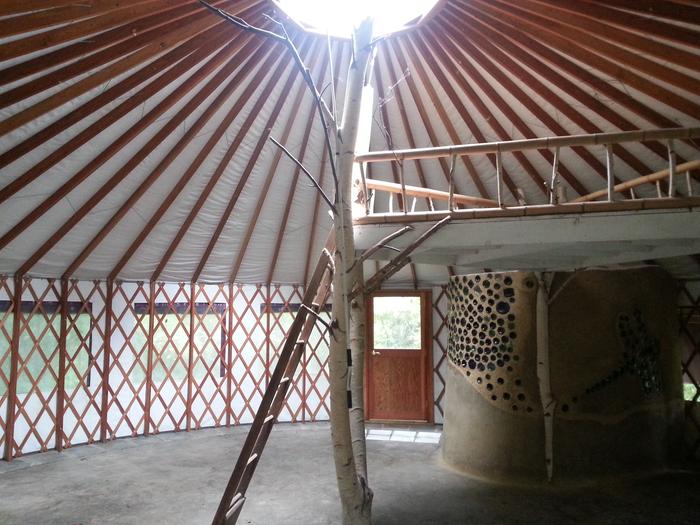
[366,291,432,422]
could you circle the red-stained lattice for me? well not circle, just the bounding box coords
[190,284,228,430]
[229,284,267,425]
[147,282,190,433]
[60,280,106,448]
[11,278,61,456]
[0,276,14,453]
[106,282,150,439]
[0,277,336,460]
[267,284,305,422]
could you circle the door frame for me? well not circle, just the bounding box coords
[365,289,433,423]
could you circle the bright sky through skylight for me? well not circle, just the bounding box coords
[276,0,440,38]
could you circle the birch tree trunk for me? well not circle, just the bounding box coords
[329,18,374,525]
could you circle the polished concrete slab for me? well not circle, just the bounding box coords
[0,422,699,524]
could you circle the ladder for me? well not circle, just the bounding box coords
[212,235,335,525]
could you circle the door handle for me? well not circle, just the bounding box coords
[372,351,381,356]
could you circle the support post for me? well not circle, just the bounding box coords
[144,281,155,436]
[225,282,234,427]
[536,273,556,482]
[99,279,114,443]
[3,275,22,461]
[55,278,69,451]
[329,18,375,525]
[186,282,195,431]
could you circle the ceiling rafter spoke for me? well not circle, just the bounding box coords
[0,26,265,253]
[266,38,332,284]
[227,37,323,284]
[450,1,696,167]
[411,29,534,200]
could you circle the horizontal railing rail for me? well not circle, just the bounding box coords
[355,127,700,212]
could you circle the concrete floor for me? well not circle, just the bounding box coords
[1,422,699,525]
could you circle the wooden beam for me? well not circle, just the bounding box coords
[589,0,700,24]
[366,178,498,207]
[440,15,667,182]
[426,23,592,196]
[398,33,520,200]
[377,47,435,208]
[0,0,159,38]
[519,0,700,71]
[150,44,291,281]
[395,37,490,199]
[372,64,408,211]
[69,37,274,281]
[3,275,22,461]
[0,27,257,220]
[419,29,549,196]
[230,39,320,283]
[0,0,227,63]
[99,280,114,442]
[186,283,195,431]
[55,278,69,452]
[191,57,305,282]
[266,39,332,284]
[573,160,700,203]
[13,36,266,277]
[0,30,220,172]
[455,1,696,130]
[302,40,348,287]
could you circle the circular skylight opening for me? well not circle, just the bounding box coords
[274,0,441,38]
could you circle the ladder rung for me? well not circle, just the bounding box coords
[225,494,246,524]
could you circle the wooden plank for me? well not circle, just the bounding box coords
[143,282,155,436]
[265,39,331,283]
[455,1,696,129]
[99,280,114,442]
[55,278,69,452]
[211,238,332,525]
[394,38,490,199]
[148,42,291,281]
[228,38,320,283]
[365,178,497,207]
[13,37,267,277]
[2,276,22,461]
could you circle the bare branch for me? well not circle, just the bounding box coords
[359,225,414,262]
[359,217,452,296]
[199,0,340,198]
[269,136,337,215]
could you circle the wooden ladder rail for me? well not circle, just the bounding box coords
[212,234,335,525]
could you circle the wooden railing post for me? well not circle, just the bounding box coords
[605,144,615,202]
[549,147,560,205]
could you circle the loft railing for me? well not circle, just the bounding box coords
[354,127,700,215]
